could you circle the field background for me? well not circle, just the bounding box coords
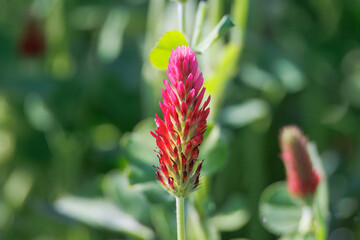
[0,0,359,239]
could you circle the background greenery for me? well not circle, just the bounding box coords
[0,0,359,239]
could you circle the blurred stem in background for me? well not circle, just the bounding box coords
[178,1,186,35]
[141,0,166,117]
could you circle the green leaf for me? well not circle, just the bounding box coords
[149,30,189,69]
[240,64,285,102]
[199,125,227,175]
[54,196,154,240]
[120,118,156,166]
[210,194,250,231]
[102,170,150,221]
[272,58,306,93]
[220,99,270,128]
[280,233,316,240]
[195,14,234,53]
[259,182,303,235]
[24,94,55,132]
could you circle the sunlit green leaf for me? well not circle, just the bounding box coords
[149,30,189,69]
[259,182,302,235]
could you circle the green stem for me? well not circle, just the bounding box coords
[176,197,185,240]
[191,1,207,46]
[298,205,313,234]
[178,2,186,35]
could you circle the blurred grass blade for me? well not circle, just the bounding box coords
[55,196,154,240]
[191,1,207,46]
[194,14,234,53]
[149,30,189,69]
[97,8,129,63]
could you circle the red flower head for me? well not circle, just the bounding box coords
[151,45,210,198]
[279,125,320,198]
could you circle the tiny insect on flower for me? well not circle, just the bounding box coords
[151,45,210,198]
[279,125,320,198]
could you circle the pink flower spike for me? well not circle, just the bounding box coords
[279,125,320,199]
[151,46,210,198]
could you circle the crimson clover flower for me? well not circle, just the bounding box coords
[279,125,320,198]
[151,45,210,198]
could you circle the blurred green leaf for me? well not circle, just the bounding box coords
[127,164,155,184]
[199,125,227,175]
[195,14,234,53]
[220,99,270,128]
[240,64,285,101]
[135,181,173,204]
[259,182,302,235]
[97,7,129,63]
[54,196,154,240]
[120,118,156,167]
[280,233,316,240]
[210,194,250,231]
[102,170,149,221]
[24,94,55,132]
[149,30,189,69]
[272,58,306,93]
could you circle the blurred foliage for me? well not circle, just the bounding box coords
[0,0,359,240]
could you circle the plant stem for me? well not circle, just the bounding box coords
[178,2,186,35]
[191,1,207,46]
[176,197,185,240]
[299,205,313,234]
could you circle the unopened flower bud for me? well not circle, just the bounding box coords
[279,125,320,198]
